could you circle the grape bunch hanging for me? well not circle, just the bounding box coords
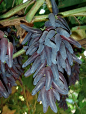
[0,30,23,98]
[0,0,82,113]
[20,1,82,113]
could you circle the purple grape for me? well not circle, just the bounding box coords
[61,35,81,48]
[51,49,57,64]
[0,80,9,98]
[33,68,45,85]
[55,20,70,32]
[45,21,52,27]
[32,77,45,95]
[50,0,59,15]
[47,89,57,113]
[57,53,64,73]
[1,38,8,62]
[45,38,56,48]
[52,88,60,101]
[41,87,48,107]
[66,50,73,66]
[65,59,71,75]
[45,67,52,90]
[54,79,65,90]
[45,46,52,66]
[59,72,68,89]
[20,24,42,34]
[60,42,67,60]
[1,62,5,75]
[23,46,28,51]
[31,33,41,39]
[51,64,59,81]
[72,54,82,64]
[26,42,39,55]
[5,72,11,77]
[22,52,39,68]
[40,48,46,63]
[58,64,64,73]
[33,61,46,78]
[58,16,70,32]
[22,32,32,45]
[30,56,41,73]
[55,34,61,51]
[37,43,44,54]
[37,91,42,102]
[48,13,56,28]
[58,54,66,69]
[7,42,14,68]
[46,30,55,39]
[29,47,38,55]
[29,37,40,47]
[63,39,73,54]
[7,76,17,86]
[24,68,32,77]
[52,81,68,95]
[39,31,48,43]
[56,28,70,38]
[43,105,48,113]
[0,30,4,38]
[8,68,19,79]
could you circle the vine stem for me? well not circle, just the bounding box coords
[13,48,25,59]
[60,6,86,17]
[71,25,86,31]
[0,0,35,19]
[0,6,86,27]
[45,0,52,12]
[26,0,45,22]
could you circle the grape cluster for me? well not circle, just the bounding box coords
[0,53,23,98]
[0,57,23,98]
[0,30,23,98]
[20,12,82,113]
[69,63,80,85]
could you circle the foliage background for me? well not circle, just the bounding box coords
[0,0,86,114]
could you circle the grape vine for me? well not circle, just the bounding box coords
[0,0,85,114]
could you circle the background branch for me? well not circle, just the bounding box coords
[0,0,35,19]
[26,0,45,22]
[0,6,86,27]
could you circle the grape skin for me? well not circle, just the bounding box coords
[60,42,67,60]
[51,64,59,81]
[22,32,32,45]
[48,89,57,113]
[45,68,52,90]
[33,61,46,78]
[55,34,61,51]
[50,0,59,15]
[48,13,56,28]
[33,67,45,85]
[20,24,42,34]
[1,38,8,63]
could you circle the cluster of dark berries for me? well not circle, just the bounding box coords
[20,11,81,113]
[0,30,23,98]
